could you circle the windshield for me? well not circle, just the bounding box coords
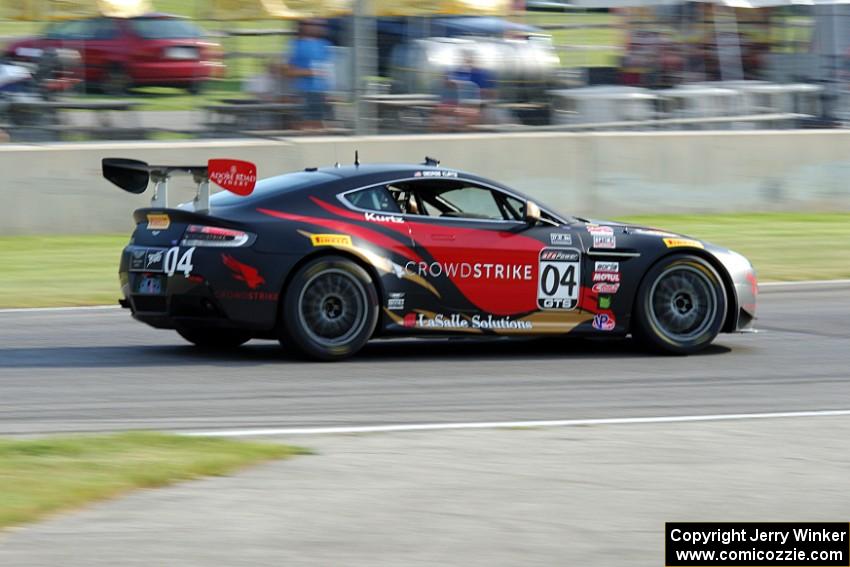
[209,171,337,207]
[129,18,204,40]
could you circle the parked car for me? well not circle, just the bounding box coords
[4,14,225,94]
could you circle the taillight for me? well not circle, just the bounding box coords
[181,225,252,247]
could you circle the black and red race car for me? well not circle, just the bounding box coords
[104,156,757,361]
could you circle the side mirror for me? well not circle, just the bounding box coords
[524,200,542,225]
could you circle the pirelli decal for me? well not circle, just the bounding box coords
[310,233,353,247]
[146,213,170,230]
[663,237,704,249]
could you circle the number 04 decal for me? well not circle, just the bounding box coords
[537,247,581,310]
[164,247,195,277]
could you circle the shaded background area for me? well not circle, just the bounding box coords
[1,0,849,141]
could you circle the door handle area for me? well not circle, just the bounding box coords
[430,234,456,241]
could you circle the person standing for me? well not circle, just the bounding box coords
[288,19,333,130]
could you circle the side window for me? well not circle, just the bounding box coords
[51,19,95,40]
[437,186,503,220]
[46,21,79,40]
[343,186,401,214]
[399,179,523,222]
[501,194,526,221]
[90,18,119,40]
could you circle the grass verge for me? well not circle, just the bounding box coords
[0,234,127,308]
[0,213,847,308]
[0,432,304,530]
[616,213,850,282]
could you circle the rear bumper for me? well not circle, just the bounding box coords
[120,244,294,334]
[125,280,273,332]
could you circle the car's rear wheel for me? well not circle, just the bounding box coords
[280,256,378,361]
[177,328,251,349]
[632,254,726,355]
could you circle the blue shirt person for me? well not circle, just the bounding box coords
[287,20,333,127]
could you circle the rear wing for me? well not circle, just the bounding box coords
[102,158,257,213]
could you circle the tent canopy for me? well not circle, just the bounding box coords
[4,0,153,20]
[569,0,850,7]
[209,0,511,19]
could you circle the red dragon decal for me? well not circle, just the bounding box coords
[222,254,265,290]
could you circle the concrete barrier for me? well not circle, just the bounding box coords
[2,130,849,235]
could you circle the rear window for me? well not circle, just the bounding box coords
[209,171,337,207]
[129,18,204,39]
[344,186,401,213]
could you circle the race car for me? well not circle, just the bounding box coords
[104,156,757,361]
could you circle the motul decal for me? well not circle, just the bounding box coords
[592,271,621,283]
[208,159,257,196]
[222,254,265,289]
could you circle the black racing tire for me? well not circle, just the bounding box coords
[177,328,251,349]
[632,254,727,355]
[279,255,379,361]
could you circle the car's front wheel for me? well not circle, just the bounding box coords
[632,254,727,354]
[279,256,378,361]
[177,328,251,349]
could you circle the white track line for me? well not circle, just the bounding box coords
[1,279,848,314]
[182,409,850,437]
[759,279,850,288]
[0,305,121,314]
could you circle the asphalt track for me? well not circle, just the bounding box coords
[0,283,848,435]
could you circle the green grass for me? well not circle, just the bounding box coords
[0,432,304,529]
[82,80,250,112]
[616,213,850,282]
[0,234,127,308]
[0,214,847,308]
[523,12,623,68]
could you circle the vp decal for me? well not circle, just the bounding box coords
[592,313,616,331]
[537,248,580,310]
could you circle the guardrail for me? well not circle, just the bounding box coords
[1,129,849,235]
[473,112,809,132]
